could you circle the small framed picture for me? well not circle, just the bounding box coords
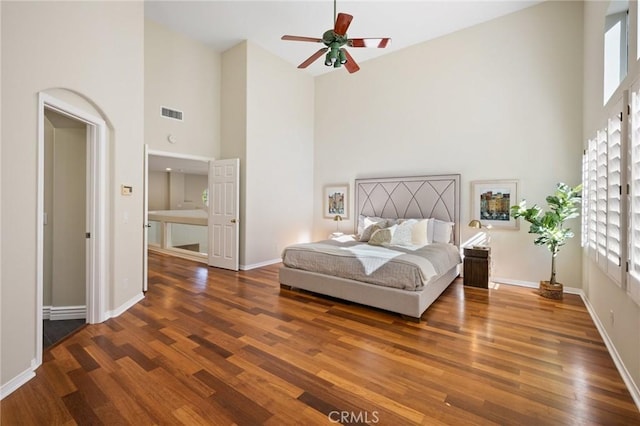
[471,180,519,230]
[324,184,349,219]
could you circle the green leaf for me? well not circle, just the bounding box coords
[513,182,582,281]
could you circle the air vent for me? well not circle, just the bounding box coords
[161,106,183,121]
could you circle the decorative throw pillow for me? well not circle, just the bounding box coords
[411,219,429,246]
[359,218,388,242]
[433,219,455,243]
[390,219,418,246]
[368,225,396,246]
[357,215,384,236]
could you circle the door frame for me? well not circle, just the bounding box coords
[36,93,107,366]
[143,147,214,290]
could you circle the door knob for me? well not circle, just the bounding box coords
[231,219,237,223]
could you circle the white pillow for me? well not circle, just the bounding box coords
[411,219,430,246]
[357,215,385,236]
[391,219,418,246]
[425,218,435,244]
[433,219,455,244]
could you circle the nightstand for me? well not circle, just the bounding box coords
[463,246,490,288]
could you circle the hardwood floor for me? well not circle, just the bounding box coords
[2,251,639,425]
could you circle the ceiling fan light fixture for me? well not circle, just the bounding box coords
[338,48,347,64]
[324,47,339,67]
[324,52,332,66]
[281,1,390,73]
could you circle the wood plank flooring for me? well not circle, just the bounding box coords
[2,251,639,425]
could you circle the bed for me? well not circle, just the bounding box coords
[279,174,461,321]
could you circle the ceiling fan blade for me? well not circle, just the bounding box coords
[348,38,391,48]
[282,35,324,43]
[298,48,328,69]
[342,49,360,73]
[334,13,353,36]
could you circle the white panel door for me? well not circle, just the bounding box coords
[209,158,239,271]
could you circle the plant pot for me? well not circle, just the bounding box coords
[539,280,563,300]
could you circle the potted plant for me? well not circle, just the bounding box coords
[510,183,582,299]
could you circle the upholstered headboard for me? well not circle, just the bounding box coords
[354,174,461,246]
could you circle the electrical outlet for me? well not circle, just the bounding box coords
[609,309,615,325]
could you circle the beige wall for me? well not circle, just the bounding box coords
[148,171,169,211]
[245,42,314,267]
[221,42,248,265]
[149,171,208,211]
[184,174,208,209]
[1,1,144,388]
[51,128,86,308]
[43,120,87,308]
[583,0,640,394]
[169,171,185,210]
[220,41,315,268]
[145,19,221,158]
[314,1,584,289]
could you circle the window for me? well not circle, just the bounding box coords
[604,1,629,103]
[596,128,609,266]
[629,85,640,304]
[582,149,589,248]
[583,100,625,286]
[606,106,623,280]
[586,138,598,253]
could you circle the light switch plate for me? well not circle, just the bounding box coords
[121,185,132,196]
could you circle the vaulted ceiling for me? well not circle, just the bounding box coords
[145,1,542,76]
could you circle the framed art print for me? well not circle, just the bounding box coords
[324,184,349,219]
[471,180,519,230]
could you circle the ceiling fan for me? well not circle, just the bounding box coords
[281,0,391,73]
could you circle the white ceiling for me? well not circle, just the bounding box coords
[145,0,542,76]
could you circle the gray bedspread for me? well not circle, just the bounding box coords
[281,240,461,291]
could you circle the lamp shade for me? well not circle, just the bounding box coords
[333,215,343,222]
[468,219,482,229]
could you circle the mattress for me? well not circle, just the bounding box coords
[281,239,461,291]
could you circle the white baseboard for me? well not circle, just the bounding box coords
[240,258,281,271]
[106,292,144,319]
[492,277,538,288]
[43,305,86,320]
[0,363,35,400]
[494,278,640,411]
[579,291,640,411]
[492,277,582,294]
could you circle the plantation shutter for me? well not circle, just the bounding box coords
[606,105,623,282]
[596,127,609,270]
[581,150,589,248]
[587,138,598,255]
[629,86,640,304]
